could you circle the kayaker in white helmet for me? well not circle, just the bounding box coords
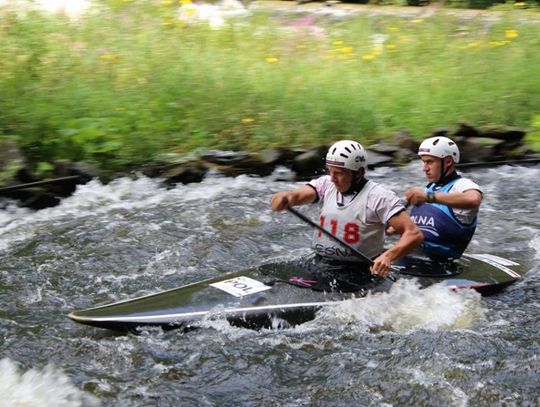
[404,136,483,259]
[271,139,423,278]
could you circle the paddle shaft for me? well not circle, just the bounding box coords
[0,176,80,193]
[286,206,374,265]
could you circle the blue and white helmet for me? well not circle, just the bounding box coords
[418,136,460,163]
[326,140,368,171]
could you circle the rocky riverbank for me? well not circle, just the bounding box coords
[1,122,539,210]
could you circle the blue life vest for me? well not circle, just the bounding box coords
[410,179,477,259]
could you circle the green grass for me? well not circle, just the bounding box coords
[1,1,539,174]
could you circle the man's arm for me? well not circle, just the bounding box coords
[371,211,423,276]
[270,185,317,211]
[405,187,482,209]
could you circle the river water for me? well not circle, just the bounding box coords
[0,163,538,406]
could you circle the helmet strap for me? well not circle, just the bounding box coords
[437,158,446,184]
[344,170,367,195]
[435,159,460,186]
[437,157,456,184]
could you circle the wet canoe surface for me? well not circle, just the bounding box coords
[68,252,523,332]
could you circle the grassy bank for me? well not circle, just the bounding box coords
[1,1,539,173]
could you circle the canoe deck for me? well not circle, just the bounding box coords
[68,253,523,332]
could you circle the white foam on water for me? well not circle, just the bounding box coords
[0,177,165,251]
[192,278,485,346]
[530,234,540,260]
[311,279,485,333]
[0,203,32,251]
[0,174,271,252]
[403,366,469,405]
[195,309,262,341]
[0,358,99,407]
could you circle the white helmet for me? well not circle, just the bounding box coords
[418,136,460,163]
[326,140,368,171]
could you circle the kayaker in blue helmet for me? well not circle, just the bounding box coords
[271,140,423,278]
[404,136,483,259]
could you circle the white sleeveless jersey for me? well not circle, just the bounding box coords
[309,176,404,262]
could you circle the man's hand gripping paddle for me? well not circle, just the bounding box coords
[286,206,397,281]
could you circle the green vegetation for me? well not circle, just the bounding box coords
[525,114,540,150]
[1,1,539,173]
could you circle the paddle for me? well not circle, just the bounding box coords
[286,206,397,281]
[0,176,80,193]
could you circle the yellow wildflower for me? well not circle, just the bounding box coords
[398,35,411,44]
[362,54,375,61]
[466,41,480,48]
[489,40,509,47]
[242,118,255,123]
[100,53,119,63]
[412,19,424,24]
[184,5,197,15]
[514,2,526,7]
[180,0,192,3]
[265,56,279,63]
[333,40,344,46]
[385,43,396,50]
[339,46,354,54]
[505,29,519,39]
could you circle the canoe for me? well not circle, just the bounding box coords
[67,252,523,332]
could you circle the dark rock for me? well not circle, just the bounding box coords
[200,150,276,177]
[459,137,507,163]
[22,189,61,210]
[52,160,75,178]
[47,160,98,197]
[504,144,536,159]
[429,128,452,138]
[48,179,78,198]
[367,150,395,168]
[393,147,417,164]
[393,130,419,152]
[477,125,526,142]
[200,150,250,165]
[259,147,298,166]
[454,122,481,139]
[366,143,416,164]
[15,167,37,183]
[53,160,100,183]
[291,146,327,178]
[2,121,538,211]
[367,143,400,156]
[162,162,208,186]
[140,163,166,178]
[270,166,297,182]
[3,187,60,210]
[366,143,405,166]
